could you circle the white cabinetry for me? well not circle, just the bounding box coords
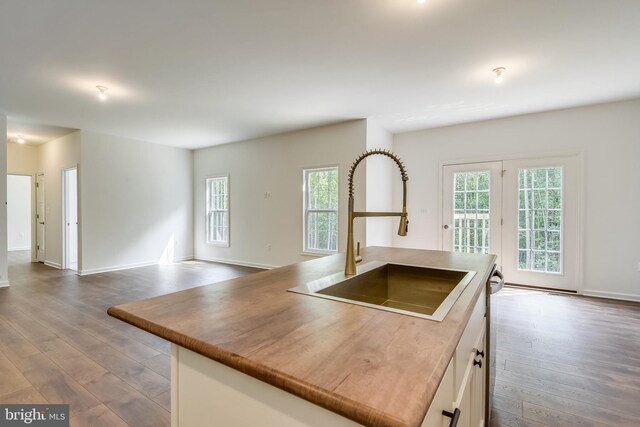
[422,287,487,427]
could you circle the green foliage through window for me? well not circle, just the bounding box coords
[517,167,562,273]
[304,167,338,252]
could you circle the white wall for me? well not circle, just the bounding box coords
[7,142,39,175]
[79,130,193,274]
[194,120,367,268]
[365,121,395,247]
[392,99,640,300]
[38,131,81,269]
[0,115,7,285]
[7,175,32,251]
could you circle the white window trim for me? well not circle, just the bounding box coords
[205,174,230,247]
[302,165,339,256]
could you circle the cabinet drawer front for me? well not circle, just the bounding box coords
[454,287,486,393]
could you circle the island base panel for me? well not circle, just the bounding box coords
[172,345,362,427]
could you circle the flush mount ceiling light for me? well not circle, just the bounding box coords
[17,135,25,144]
[417,0,427,4]
[493,67,506,84]
[96,85,109,101]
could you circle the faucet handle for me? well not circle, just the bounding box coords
[356,242,363,263]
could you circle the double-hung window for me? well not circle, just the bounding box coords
[303,166,339,254]
[206,175,229,246]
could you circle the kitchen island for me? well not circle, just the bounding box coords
[108,247,496,427]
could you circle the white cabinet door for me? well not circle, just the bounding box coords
[421,360,455,427]
[471,327,486,427]
[454,354,474,427]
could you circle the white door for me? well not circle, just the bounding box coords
[64,168,78,271]
[36,174,45,262]
[502,156,580,291]
[442,162,503,268]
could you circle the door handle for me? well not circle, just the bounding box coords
[443,224,450,230]
[39,222,45,225]
[442,408,461,427]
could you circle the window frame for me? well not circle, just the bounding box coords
[302,165,340,256]
[205,174,230,247]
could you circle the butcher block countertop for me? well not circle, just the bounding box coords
[108,247,496,427]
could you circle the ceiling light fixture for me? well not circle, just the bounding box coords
[96,85,109,101]
[493,67,506,84]
[17,135,25,144]
[417,0,427,4]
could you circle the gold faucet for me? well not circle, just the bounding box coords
[345,149,409,275]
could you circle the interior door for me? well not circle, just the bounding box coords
[442,162,503,268]
[501,156,580,291]
[36,174,45,262]
[64,168,78,271]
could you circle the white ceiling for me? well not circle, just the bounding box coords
[7,119,77,146]
[1,0,639,149]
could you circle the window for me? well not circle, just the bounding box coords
[453,171,491,254]
[303,167,339,254]
[206,175,229,246]
[517,167,562,273]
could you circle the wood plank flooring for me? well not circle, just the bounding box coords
[1,251,639,426]
[0,251,260,427]
[491,287,640,427]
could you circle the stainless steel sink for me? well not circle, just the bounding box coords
[288,261,476,321]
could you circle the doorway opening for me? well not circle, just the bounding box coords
[7,174,34,259]
[63,168,78,271]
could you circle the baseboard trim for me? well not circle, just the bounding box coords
[8,246,31,252]
[582,289,640,302]
[0,281,9,288]
[194,256,278,270]
[44,261,62,269]
[79,255,194,276]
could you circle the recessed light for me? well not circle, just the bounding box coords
[417,0,427,4]
[493,67,506,84]
[17,135,25,144]
[96,85,109,101]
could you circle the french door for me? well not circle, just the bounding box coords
[442,162,503,268]
[501,156,579,291]
[443,156,579,291]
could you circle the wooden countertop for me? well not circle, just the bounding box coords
[108,247,496,427]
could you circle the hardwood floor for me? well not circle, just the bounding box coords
[491,287,640,427]
[0,251,260,427]
[1,252,639,427]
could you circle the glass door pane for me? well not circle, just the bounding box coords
[453,171,491,254]
[517,167,563,273]
[502,156,579,291]
[442,161,503,268]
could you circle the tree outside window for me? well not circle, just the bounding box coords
[303,167,338,253]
